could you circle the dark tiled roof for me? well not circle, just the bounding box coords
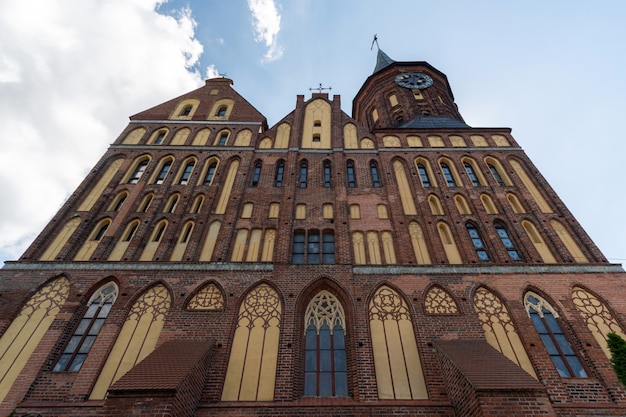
[373,49,395,74]
[400,117,470,129]
[108,339,214,394]
[435,339,545,391]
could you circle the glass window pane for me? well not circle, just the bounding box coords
[530,312,548,333]
[335,372,348,396]
[308,253,320,264]
[79,336,96,353]
[540,334,559,355]
[292,254,304,264]
[501,238,514,248]
[88,318,105,335]
[333,326,345,349]
[550,355,571,377]
[305,350,317,371]
[68,354,87,372]
[472,239,484,248]
[98,302,112,318]
[567,356,587,378]
[306,326,317,349]
[65,335,82,354]
[319,372,332,396]
[543,313,562,334]
[320,350,332,372]
[54,354,71,372]
[308,241,320,253]
[334,349,346,371]
[322,253,335,264]
[304,373,317,396]
[508,250,521,260]
[75,318,91,335]
[554,334,574,355]
[477,251,489,261]
[319,325,331,349]
[84,303,99,319]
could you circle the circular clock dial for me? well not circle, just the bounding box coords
[394,72,433,89]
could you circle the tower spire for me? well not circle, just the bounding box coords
[371,35,395,74]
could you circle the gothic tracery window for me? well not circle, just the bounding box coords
[304,291,347,397]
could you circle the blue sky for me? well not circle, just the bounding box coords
[1,0,625,265]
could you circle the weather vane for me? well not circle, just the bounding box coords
[309,83,332,93]
[218,72,228,78]
[371,34,379,51]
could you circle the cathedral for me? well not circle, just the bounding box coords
[1,48,626,417]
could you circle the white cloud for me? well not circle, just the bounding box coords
[206,64,220,79]
[0,0,204,263]
[247,0,283,62]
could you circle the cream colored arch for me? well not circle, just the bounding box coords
[550,220,588,263]
[170,127,190,145]
[231,229,249,262]
[414,157,438,187]
[424,285,458,314]
[199,221,221,261]
[352,232,366,264]
[480,194,498,214]
[428,135,444,147]
[107,190,128,212]
[492,134,510,147]
[484,156,512,186]
[213,129,231,146]
[407,135,422,147]
[369,285,428,399]
[197,156,220,186]
[461,157,487,186]
[40,217,81,260]
[409,222,431,265]
[383,135,401,147]
[343,123,358,149]
[139,220,168,261]
[506,193,526,213]
[473,287,536,378]
[108,219,140,261]
[170,221,194,261]
[192,128,211,146]
[393,160,417,215]
[74,218,112,261]
[438,157,463,187]
[522,220,556,263]
[122,127,146,144]
[261,229,276,262]
[360,138,375,149]
[208,98,234,120]
[121,155,152,184]
[509,159,553,213]
[170,98,200,120]
[147,128,169,145]
[0,276,70,403]
[428,195,444,215]
[234,129,252,146]
[148,156,175,184]
[302,99,331,149]
[90,284,171,399]
[454,194,472,214]
[222,283,282,401]
[449,135,466,147]
[437,222,462,264]
[172,157,197,185]
[470,135,488,147]
[187,282,225,311]
[216,160,240,214]
[367,231,382,265]
[572,286,626,359]
[259,138,273,148]
[78,158,124,211]
[274,123,290,148]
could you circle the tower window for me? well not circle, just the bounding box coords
[217,132,229,146]
[466,222,490,261]
[275,160,285,187]
[251,161,262,187]
[154,131,166,145]
[488,163,505,186]
[179,161,195,185]
[93,222,109,241]
[128,160,149,184]
[323,161,332,188]
[370,161,381,187]
[312,134,321,142]
[463,162,480,187]
[291,230,335,264]
[304,291,347,397]
[216,106,227,117]
[155,160,172,185]
[314,120,322,127]
[346,160,356,188]
[495,223,522,261]
[179,105,192,116]
[54,283,118,372]
[525,292,587,378]
[203,162,217,185]
[440,162,457,187]
[417,163,431,187]
[299,161,308,188]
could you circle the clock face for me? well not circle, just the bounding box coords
[394,72,433,89]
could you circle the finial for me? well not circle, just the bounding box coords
[371,34,379,51]
[218,72,228,78]
[309,83,332,93]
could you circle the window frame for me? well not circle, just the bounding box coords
[346,160,356,188]
[370,160,381,187]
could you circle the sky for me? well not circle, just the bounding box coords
[1,0,625,266]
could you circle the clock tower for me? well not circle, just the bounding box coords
[353,49,466,130]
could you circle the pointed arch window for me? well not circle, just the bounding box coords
[463,162,480,187]
[440,162,457,187]
[153,130,166,145]
[416,163,431,187]
[466,222,489,261]
[178,160,195,185]
[304,291,348,397]
[216,106,227,117]
[251,160,262,187]
[488,163,505,186]
[370,161,381,187]
[203,161,217,185]
[495,223,522,260]
[54,283,118,372]
[524,292,587,378]
[155,160,172,184]
[323,160,332,187]
[217,131,229,146]
[128,159,148,184]
[346,160,356,188]
[179,105,192,116]
[109,192,127,212]
[299,161,308,188]
[275,160,285,187]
